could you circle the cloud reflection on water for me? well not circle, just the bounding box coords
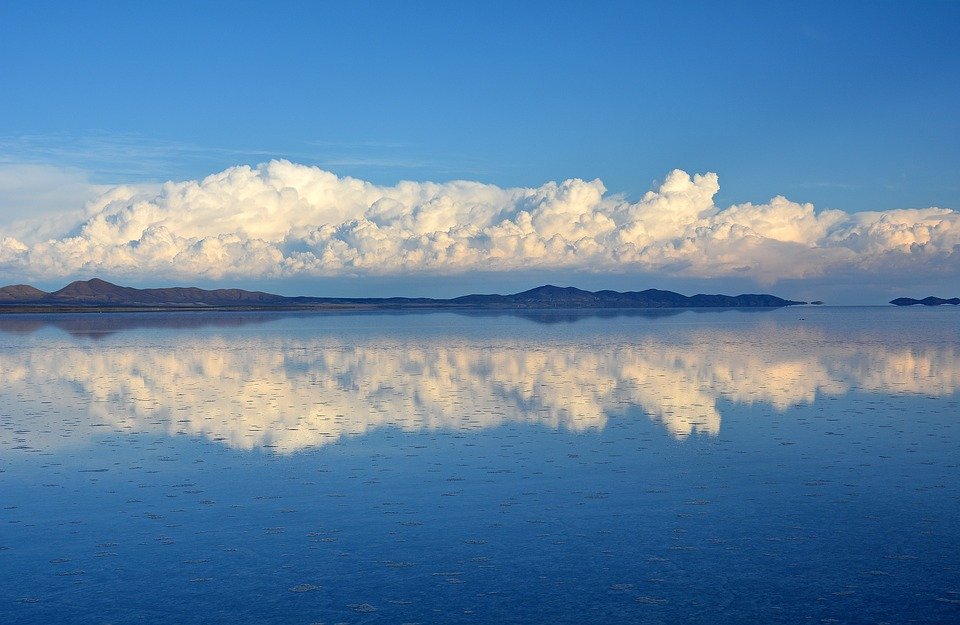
[1,322,957,453]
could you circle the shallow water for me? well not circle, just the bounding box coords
[1,307,958,624]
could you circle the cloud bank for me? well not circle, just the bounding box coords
[1,160,958,283]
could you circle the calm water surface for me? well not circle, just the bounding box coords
[1,307,958,624]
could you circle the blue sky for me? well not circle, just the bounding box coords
[1,1,959,302]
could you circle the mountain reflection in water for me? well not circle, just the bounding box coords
[2,315,957,454]
[0,306,738,338]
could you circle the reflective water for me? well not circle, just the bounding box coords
[1,307,958,624]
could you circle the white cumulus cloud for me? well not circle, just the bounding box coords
[0,159,957,283]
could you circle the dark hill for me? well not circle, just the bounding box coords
[0,278,805,311]
[0,284,47,301]
[890,296,960,306]
[452,284,803,308]
[50,278,289,306]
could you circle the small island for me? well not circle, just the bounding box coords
[0,278,806,312]
[890,296,960,306]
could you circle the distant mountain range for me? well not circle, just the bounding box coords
[0,278,806,311]
[890,296,960,306]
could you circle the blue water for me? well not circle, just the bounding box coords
[1,307,958,624]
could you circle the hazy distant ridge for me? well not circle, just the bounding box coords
[0,278,805,310]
